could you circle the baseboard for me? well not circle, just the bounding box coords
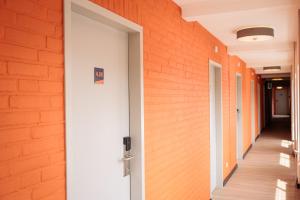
[223,164,238,186]
[297,179,300,189]
[255,134,260,141]
[243,144,252,159]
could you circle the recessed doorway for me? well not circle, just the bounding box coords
[209,60,223,196]
[236,74,243,161]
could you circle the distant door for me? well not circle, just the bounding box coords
[69,11,130,200]
[275,89,289,115]
[257,83,261,134]
[251,80,255,144]
[236,74,243,161]
[209,61,223,195]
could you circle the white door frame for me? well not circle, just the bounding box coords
[236,73,243,161]
[64,1,145,200]
[257,83,261,135]
[251,80,255,144]
[209,60,223,195]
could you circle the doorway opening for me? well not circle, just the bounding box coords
[64,1,144,200]
[236,74,243,161]
[209,60,223,195]
[251,80,255,144]
[257,83,261,134]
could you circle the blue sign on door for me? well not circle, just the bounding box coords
[94,67,104,84]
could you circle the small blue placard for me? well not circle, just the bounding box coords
[94,67,104,84]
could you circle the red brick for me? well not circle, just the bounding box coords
[0,43,37,60]
[23,135,64,155]
[21,169,41,188]
[40,110,64,123]
[54,25,63,38]
[32,179,65,200]
[0,127,31,145]
[18,80,39,92]
[42,163,65,181]
[0,26,4,39]
[39,81,63,93]
[16,15,55,35]
[0,60,7,74]
[0,8,16,25]
[8,62,48,78]
[0,95,9,109]
[10,155,49,175]
[0,189,31,200]
[47,9,62,23]
[38,0,63,11]
[6,0,47,20]
[0,79,17,92]
[49,67,63,81]
[49,151,64,164]
[0,145,21,161]
[50,96,64,108]
[5,28,46,48]
[46,37,62,51]
[38,51,63,65]
[0,176,19,196]
[0,112,39,126]
[0,164,10,178]
[31,124,64,139]
[10,95,51,109]
[38,189,65,200]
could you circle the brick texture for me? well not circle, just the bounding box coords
[0,1,65,199]
[0,0,259,200]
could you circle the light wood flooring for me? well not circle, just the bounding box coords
[213,118,300,200]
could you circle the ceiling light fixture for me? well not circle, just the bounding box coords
[237,27,274,42]
[272,78,283,81]
[276,86,283,90]
[263,66,281,71]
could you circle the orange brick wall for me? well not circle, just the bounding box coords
[0,0,65,199]
[0,0,259,200]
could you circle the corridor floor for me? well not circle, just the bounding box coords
[213,118,300,200]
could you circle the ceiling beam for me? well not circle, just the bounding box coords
[181,0,299,21]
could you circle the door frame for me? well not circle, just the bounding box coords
[250,80,255,144]
[236,73,243,161]
[257,83,261,134]
[64,1,145,200]
[209,60,223,195]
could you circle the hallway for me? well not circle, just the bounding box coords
[213,118,300,200]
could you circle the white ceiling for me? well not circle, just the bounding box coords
[173,0,300,74]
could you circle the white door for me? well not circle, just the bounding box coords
[276,89,288,115]
[210,66,217,193]
[251,80,255,144]
[209,63,222,195]
[69,12,130,200]
[236,75,243,160]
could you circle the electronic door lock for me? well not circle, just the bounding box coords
[123,137,132,177]
[123,137,131,151]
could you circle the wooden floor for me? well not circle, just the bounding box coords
[213,118,300,200]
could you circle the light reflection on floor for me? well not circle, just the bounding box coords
[275,179,287,200]
[279,153,290,168]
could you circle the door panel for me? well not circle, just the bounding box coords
[275,89,288,115]
[69,12,130,200]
